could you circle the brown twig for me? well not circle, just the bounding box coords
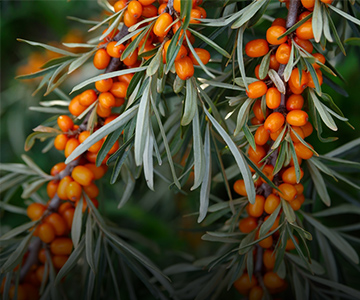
[105,25,129,74]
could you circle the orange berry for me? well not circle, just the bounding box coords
[282,166,304,184]
[320,0,333,4]
[173,0,181,12]
[57,115,73,132]
[108,140,120,154]
[255,64,268,80]
[312,53,326,69]
[253,100,267,121]
[38,223,56,243]
[106,41,125,58]
[275,43,291,64]
[50,162,66,176]
[301,0,315,9]
[69,95,87,116]
[233,273,258,295]
[93,49,111,70]
[285,236,298,250]
[141,4,157,17]
[246,81,268,99]
[54,134,69,151]
[189,48,210,65]
[294,142,314,159]
[64,138,80,158]
[57,175,73,200]
[248,195,265,217]
[296,22,314,40]
[158,3,167,14]
[38,248,47,263]
[122,47,138,66]
[261,164,274,183]
[195,6,206,18]
[139,0,155,5]
[27,203,46,221]
[269,54,280,71]
[9,285,27,300]
[266,26,287,45]
[96,103,112,118]
[263,272,286,289]
[175,56,194,80]
[62,208,75,229]
[47,180,59,198]
[290,126,305,143]
[84,163,107,180]
[263,249,276,270]
[59,202,73,215]
[110,81,128,98]
[44,213,67,236]
[83,182,99,198]
[286,110,308,126]
[286,94,304,111]
[270,126,284,141]
[239,217,258,233]
[258,233,273,249]
[50,237,73,255]
[251,117,263,125]
[22,283,39,300]
[299,10,312,21]
[293,36,313,53]
[272,18,286,27]
[78,131,104,153]
[289,68,309,94]
[245,39,269,57]
[189,8,203,24]
[114,0,127,12]
[248,145,266,163]
[307,69,323,88]
[233,179,247,196]
[123,10,138,27]
[164,40,188,62]
[290,198,302,211]
[278,183,297,201]
[301,121,313,137]
[72,165,94,186]
[52,255,68,269]
[35,265,48,284]
[127,1,143,19]
[99,92,116,109]
[264,112,285,133]
[66,181,83,201]
[118,73,134,84]
[249,286,263,300]
[95,78,113,93]
[294,183,304,195]
[265,87,281,109]
[265,215,280,232]
[153,13,173,37]
[254,125,270,146]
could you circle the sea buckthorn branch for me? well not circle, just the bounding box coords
[19,238,42,282]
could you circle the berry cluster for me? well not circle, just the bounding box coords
[231,0,332,296]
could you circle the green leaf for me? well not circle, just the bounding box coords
[21,178,49,199]
[65,105,138,164]
[309,89,337,131]
[325,137,360,157]
[302,213,359,264]
[326,7,346,55]
[70,67,147,93]
[203,107,256,204]
[0,163,37,176]
[231,0,266,29]
[259,51,271,80]
[96,127,123,167]
[234,98,254,136]
[0,221,38,241]
[85,213,96,273]
[181,80,197,126]
[307,159,331,206]
[71,198,83,248]
[313,204,360,217]
[15,65,58,80]
[198,123,211,223]
[312,0,323,43]
[17,38,78,57]
[237,26,248,90]
[259,203,281,237]
[329,4,360,26]
[286,252,325,275]
[268,69,285,94]
[344,37,360,46]
[281,198,296,223]
[68,49,97,74]
[276,13,313,41]
[188,28,230,58]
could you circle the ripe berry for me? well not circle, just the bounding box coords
[50,162,66,176]
[62,208,75,229]
[110,81,128,98]
[57,115,74,132]
[93,49,111,70]
[139,0,155,5]
[270,126,284,141]
[285,236,298,250]
[294,36,314,53]
[96,103,112,118]
[263,249,276,270]
[264,112,285,133]
[9,285,27,300]
[269,54,280,70]
[122,47,138,66]
[141,4,157,17]
[44,213,67,236]
[66,181,83,201]
[233,179,247,196]
[95,78,113,92]
[189,8,204,24]
[153,13,173,37]
[27,203,46,221]
[258,233,273,249]
[307,69,323,88]
[245,39,269,57]
[248,145,266,163]
[246,81,268,99]
[312,53,326,69]
[233,273,258,295]
[114,0,127,12]
[290,126,305,143]
[301,121,313,137]
[286,94,304,111]
[99,92,116,109]
[50,237,73,255]
[54,134,69,151]
[294,142,314,159]
[286,110,308,126]
[72,166,94,186]
[296,22,314,40]
[83,182,99,198]
[263,272,286,289]
[84,163,107,180]
[118,73,134,84]
[301,0,315,9]
[265,87,281,109]
[282,166,304,184]
[127,1,143,19]
[272,18,286,27]
[249,286,263,300]
[254,125,270,146]
[47,180,59,198]
[290,198,302,211]
[38,223,56,243]
[175,56,194,80]
[275,43,291,64]
[266,26,287,45]
[189,48,210,65]
[239,217,258,233]
[64,138,80,158]
[278,183,297,201]
[57,175,73,200]
[248,195,265,217]
[52,255,68,269]
[69,95,87,116]
[289,68,309,94]
[253,100,267,121]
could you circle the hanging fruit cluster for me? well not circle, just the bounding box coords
[230,0,332,297]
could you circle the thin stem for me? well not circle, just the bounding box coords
[286,0,301,29]
[20,238,41,282]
